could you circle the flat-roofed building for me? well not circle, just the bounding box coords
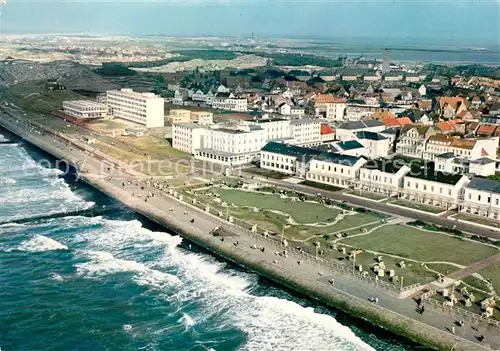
[106,88,165,128]
[290,118,322,146]
[401,172,471,210]
[191,111,213,125]
[357,160,411,196]
[461,177,500,219]
[307,153,367,188]
[62,100,107,119]
[169,109,192,124]
[260,142,322,177]
[172,122,264,166]
[172,123,205,154]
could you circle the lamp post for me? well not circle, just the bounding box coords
[352,250,356,275]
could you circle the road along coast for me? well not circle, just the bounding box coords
[0,113,496,351]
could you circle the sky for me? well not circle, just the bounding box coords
[0,1,499,46]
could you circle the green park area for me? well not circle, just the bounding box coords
[389,199,445,214]
[341,224,498,266]
[346,190,387,201]
[118,135,190,159]
[185,185,386,241]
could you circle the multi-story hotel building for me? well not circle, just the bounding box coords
[106,89,165,128]
[62,100,108,119]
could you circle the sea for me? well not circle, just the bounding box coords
[0,129,426,351]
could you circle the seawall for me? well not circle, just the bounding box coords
[0,115,491,351]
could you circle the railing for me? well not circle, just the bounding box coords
[427,298,500,329]
[158,187,407,294]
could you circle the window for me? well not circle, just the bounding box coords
[423,185,427,191]
[478,195,482,201]
[488,197,491,203]
[448,189,451,196]
[496,199,499,206]
[468,193,471,200]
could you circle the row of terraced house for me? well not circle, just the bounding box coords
[260,141,500,220]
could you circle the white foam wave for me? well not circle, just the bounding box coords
[178,313,196,329]
[75,250,181,289]
[0,143,93,217]
[17,235,68,252]
[51,273,64,282]
[67,217,373,351]
[0,223,26,228]
[0,177,16,184]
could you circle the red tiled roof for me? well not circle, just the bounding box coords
[477,124,497,136]
[381,118,400,127]
[315,94,335,104]
[439,96,464,109]
[396,117,413,126]
[320,124,335,135]
[435,121,454,132]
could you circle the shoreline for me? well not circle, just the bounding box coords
[0,116,494,351]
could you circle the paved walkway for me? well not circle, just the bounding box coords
[447,253,500,282]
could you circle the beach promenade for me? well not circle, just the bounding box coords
[1,112,499,351]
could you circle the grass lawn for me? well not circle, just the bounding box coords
[92,141,146,162]
[242,167,291,179]
[299,180,343,192]
[214,188,342,224]
[121,135,190,159]
[389,199,444,214]
[1,84,84,115]
[454,213,500,229]
[346,190,387,201]
[475,262,500,294]
[425,263,461,276]
[340,224,499,265]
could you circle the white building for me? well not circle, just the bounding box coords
[243,118,291,142]
[172,123,264,166]
[191,111,214,125]
[290,118,322,146]
[279,103,305,116]
[307,153,367,188]
[173,89,189,105]
[396,125,436,159]
[107,89,165,128]
[192,89,209,102]
[423,135,498,161]
[313,95,347,121]
[357,162,411,196]
[260,142,322,178]
[171,123,205,154]
[435,153,497,177]
[62,100,107,119]
[461,177,500,219]
[210,93,248,112]
[355,131,390,158]
[401,173,470,209]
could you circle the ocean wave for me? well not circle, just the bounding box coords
[0,177,16,184]
[73,217,373,351]
[164,249,374,351]
[75,250,181,289]
[17,235,69,252]
[178,313,196,330]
